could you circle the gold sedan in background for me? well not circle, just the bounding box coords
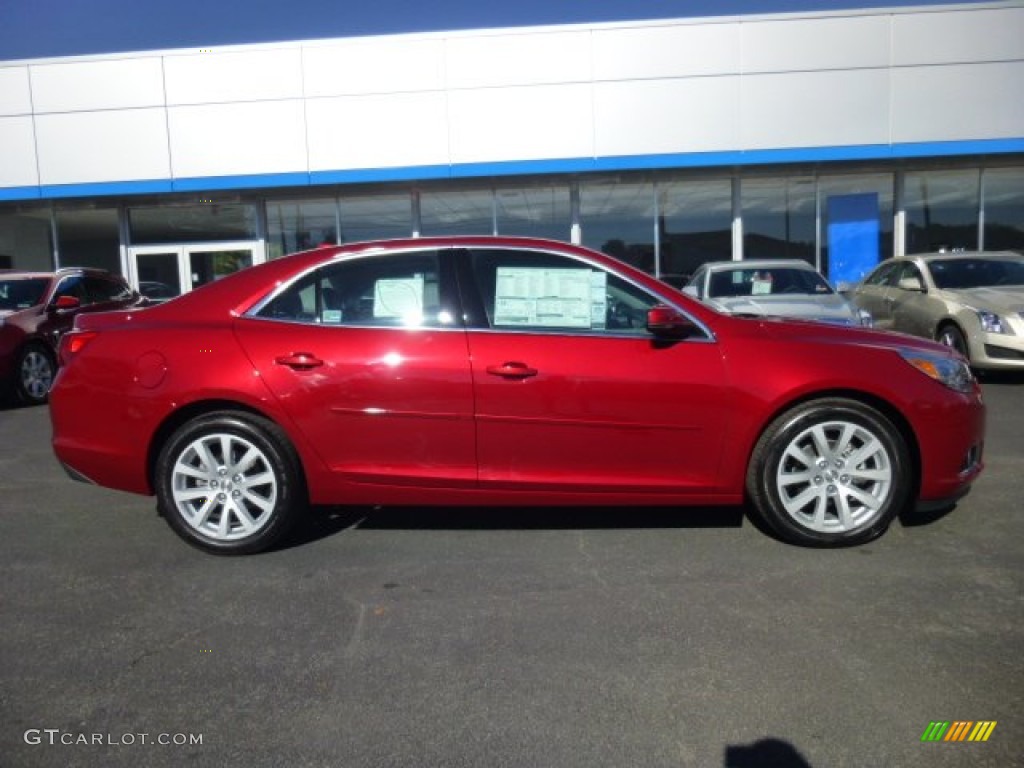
[850,251,1024,371]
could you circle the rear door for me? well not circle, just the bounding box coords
[458,246,731,495]
[234,248,477,490]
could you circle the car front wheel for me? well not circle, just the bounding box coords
[746,398,912,546]
[936,324,969,362]
[15,343,55,405]
[155,411,304,555]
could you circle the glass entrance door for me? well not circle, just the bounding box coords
[128,241,264,301]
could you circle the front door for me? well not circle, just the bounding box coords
[128,241,264,301]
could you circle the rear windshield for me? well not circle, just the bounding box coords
[0,278,49,310]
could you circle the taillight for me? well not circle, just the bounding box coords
[59,331,98,365]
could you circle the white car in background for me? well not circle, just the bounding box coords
[683,259,873,327]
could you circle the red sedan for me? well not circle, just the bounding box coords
[49,237,985,554]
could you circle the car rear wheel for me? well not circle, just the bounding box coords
[155,411,304,555]
[936,324,969,362]
[746,398,911,547]
[15,343,55,405]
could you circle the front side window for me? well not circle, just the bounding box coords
[256,250,454,329]
[466,248,663,335]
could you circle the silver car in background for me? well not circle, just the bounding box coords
[849,251,1024,371]
[683,259,872,327]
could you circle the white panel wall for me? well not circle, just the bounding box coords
[591,22,739,80]
[30,58,164,112]
[0,67,31,116]
[34,109,170,184]
[167,101,307,177]
[307,92,449,170]
[741,15,890,71]
[741,69,892,149]
[892,6,1024,65]
[1,3,1022,195]
[0,117,38,186]
[445,30,592,88]
[303,37,445,97]
[892,61,1024,142]
[594,77,740,156]
[163,49,304,104]
[447,83,593,163]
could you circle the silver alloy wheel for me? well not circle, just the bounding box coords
[774,419,893,534]
[170,432,279,542]
[937,326,968,358]
[20,348,54,401]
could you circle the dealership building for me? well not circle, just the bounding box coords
[0,1,1021,295]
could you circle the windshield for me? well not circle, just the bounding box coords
[707,267,833,299]
[928,257,1024,290]
[0,278,50,310]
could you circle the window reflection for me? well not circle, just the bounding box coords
[904,169,979,253]
[658,177,733,282]
[420,186,494,236]
[496,183,572,240]
[337,193,413,243]
[266,198,337,259]
[580,179,655,272]
[55,207,121,273]
[982,167,1024,251]
[741,175,815,262]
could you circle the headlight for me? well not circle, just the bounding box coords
[899,348,974,393]
[975,309,1009,335]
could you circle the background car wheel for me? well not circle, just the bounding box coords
[15,343,55,405]
[745,398,912,547]
[936,324,969,362]
[155,411,305,555]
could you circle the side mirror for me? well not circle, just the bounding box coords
[897,276,924,292]
[646,305,699,339]
[50,295,81,312]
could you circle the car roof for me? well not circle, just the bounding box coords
[701,259,818,271]
[914,250,1022,263]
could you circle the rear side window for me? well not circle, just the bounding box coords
[256,250,456,328]
[466,248,662,335]
[85,275,134,303]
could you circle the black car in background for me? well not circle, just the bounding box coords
[0,268,145,405]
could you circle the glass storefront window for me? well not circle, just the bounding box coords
[420,187,495,236]
[903,168,980,253]
[580,178,656,272]
[819,173,893,287]
[741,175,816,263]
[266,198,337,259]
[0,207,53,271]
[982,167,1024,251]
[128,203,258,245]
[337,193,413,243]
[55,207,121,273]
[657,177,733,281]
[496,183,572,240]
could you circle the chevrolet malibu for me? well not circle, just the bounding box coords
[49,237,985,554]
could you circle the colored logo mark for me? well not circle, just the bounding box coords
[921,721,997,742]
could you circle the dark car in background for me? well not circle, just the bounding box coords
[0,268,144,405]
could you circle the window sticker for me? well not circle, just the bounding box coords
[322,309,342,324]
[751,272,773,295]
[374,275,424,322]
[494,267,606,329]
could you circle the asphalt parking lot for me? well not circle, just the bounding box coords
[1,375,1022,768]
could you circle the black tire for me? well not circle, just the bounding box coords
[936,324,969,362]
[15,343,56,406]
[746,398,912,547]
[155,411,305,555]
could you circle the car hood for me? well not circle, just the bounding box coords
[709,293,857,324]
[940,286,1024,314]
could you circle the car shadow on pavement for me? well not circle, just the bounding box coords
[281,503,747,550]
